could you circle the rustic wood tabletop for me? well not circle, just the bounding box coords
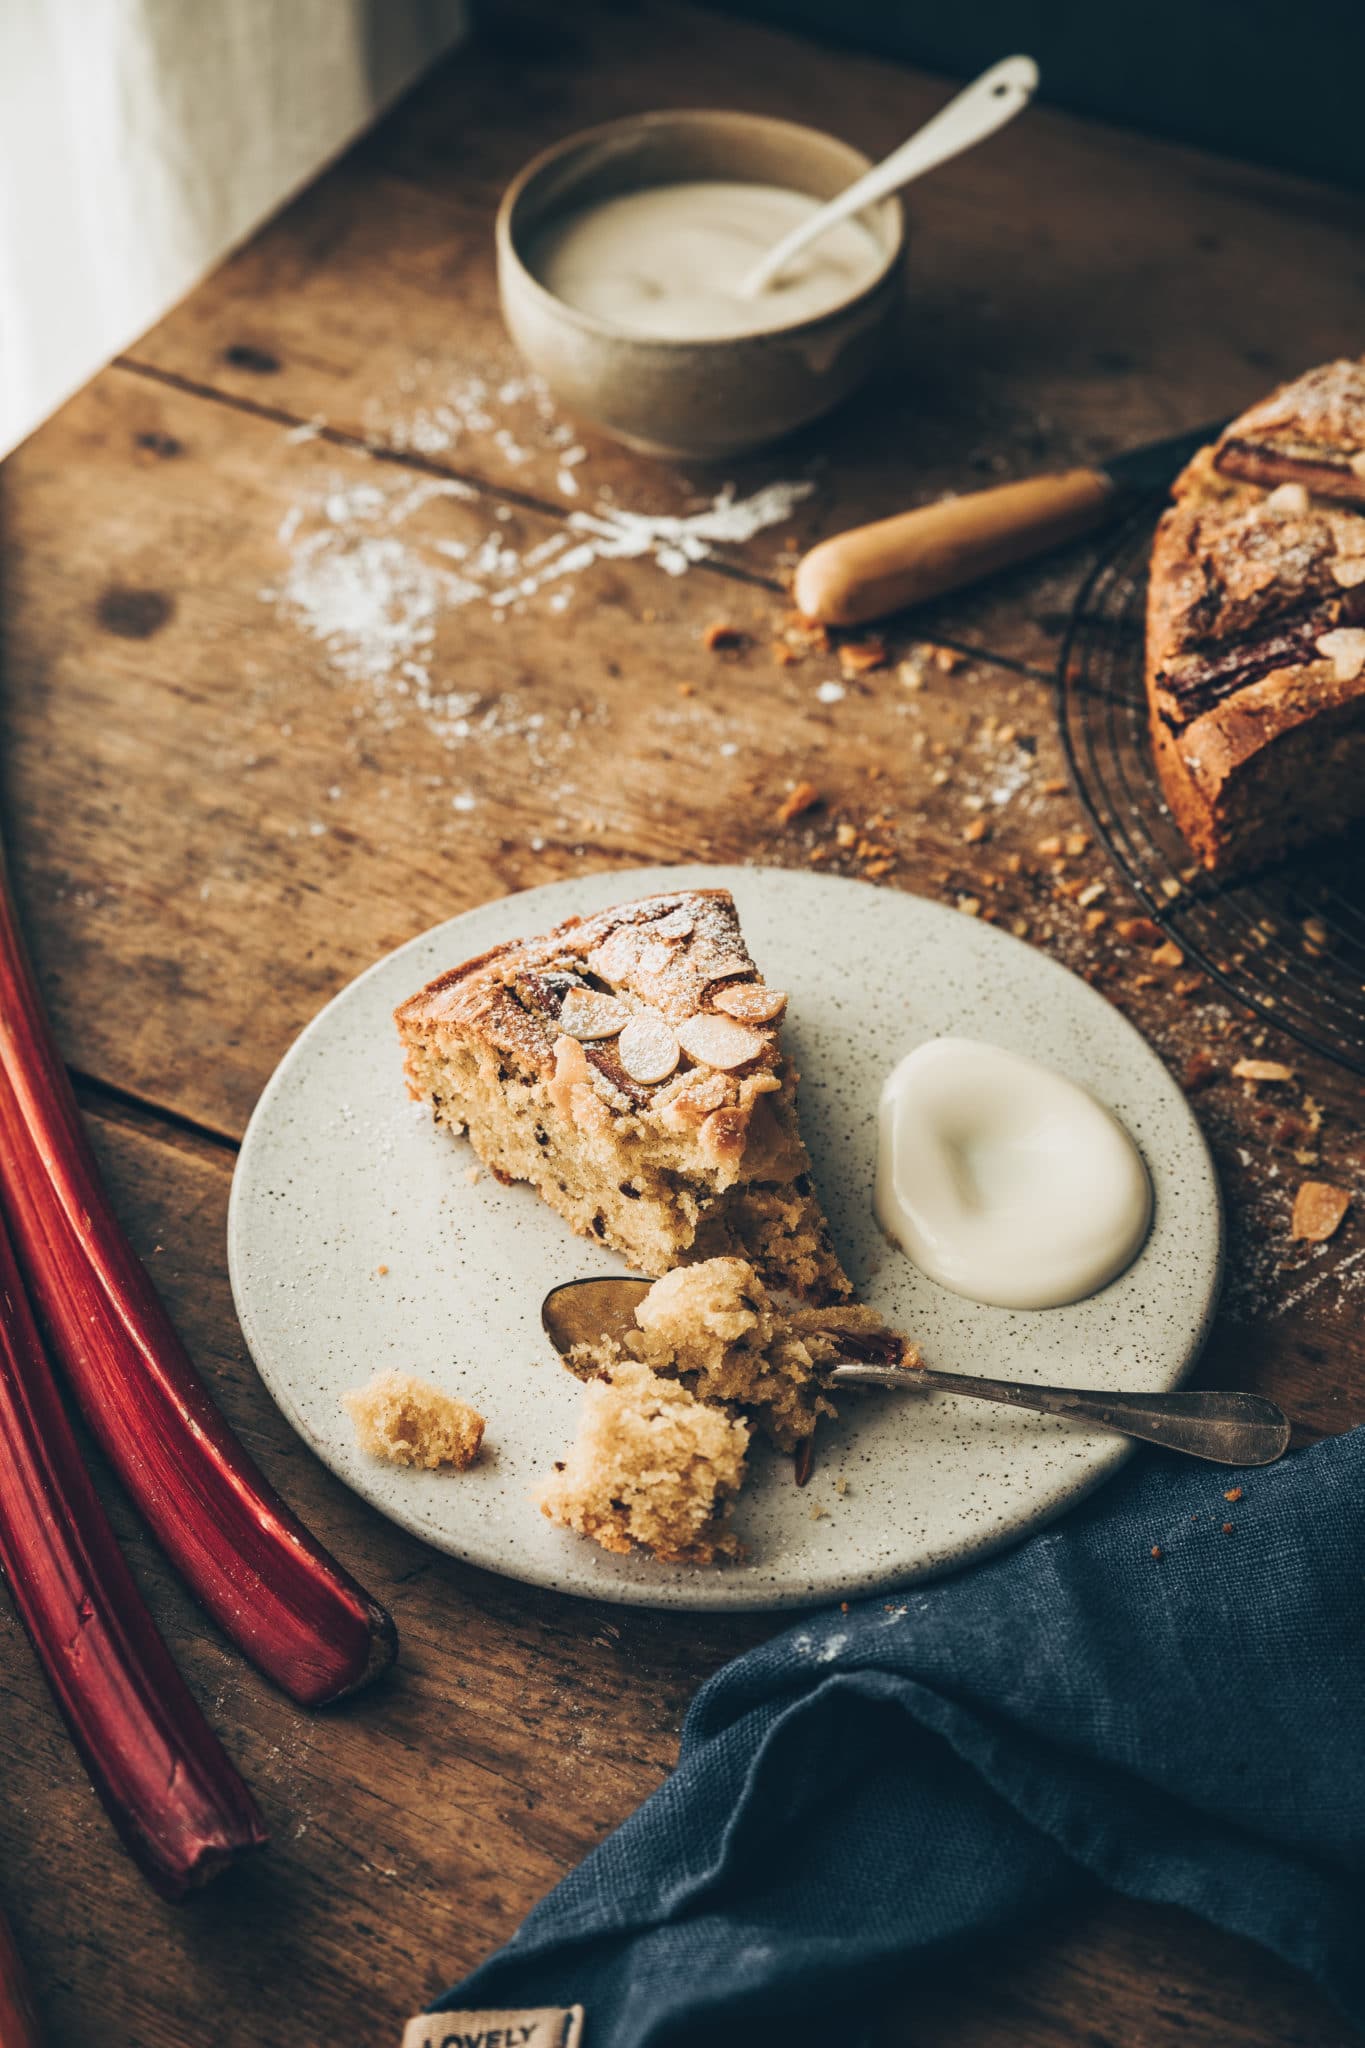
[1,4,1361,2043]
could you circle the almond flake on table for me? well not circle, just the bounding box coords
[1232,1057,1295,1083]
[1290,1181,1352,1243]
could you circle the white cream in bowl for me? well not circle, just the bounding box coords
[524,180,884,341]
[875,1037,1152,1310]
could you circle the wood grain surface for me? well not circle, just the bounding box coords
[0,4,1361,2043]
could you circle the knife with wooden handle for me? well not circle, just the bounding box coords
[793,420,1224,627]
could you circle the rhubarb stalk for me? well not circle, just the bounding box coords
[0,1907,42,2048]
[0,1204,266,1896]
[0,856,396,1705]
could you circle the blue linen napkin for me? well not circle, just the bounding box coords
[436,1429,1364,2045]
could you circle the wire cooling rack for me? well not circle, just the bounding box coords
[1058,505,1365,1077]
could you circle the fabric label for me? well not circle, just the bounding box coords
[402,2006,584,2048]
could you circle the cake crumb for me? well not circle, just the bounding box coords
[538,1357,748,1565]
[703,620,746,651]
[776,779,822,825]
[1223,1486,1243,1502]
[838,637,888,676]
[375,1263,389,1276]
[465,1165,482,1185]
[1290,1180,1351,1242]
[343,1370,485,1470]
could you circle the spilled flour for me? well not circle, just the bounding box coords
[262,459,812,719]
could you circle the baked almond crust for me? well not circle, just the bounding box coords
[396,890,851,1300]
[1145,366,1365,877]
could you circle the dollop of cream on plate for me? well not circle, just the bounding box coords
[875,1037,1152,1310]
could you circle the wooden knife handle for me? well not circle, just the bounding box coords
[793,467,1117,628]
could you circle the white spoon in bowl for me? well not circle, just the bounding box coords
[738,53,1039,300]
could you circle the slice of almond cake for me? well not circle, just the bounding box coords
[395,889,851,1301]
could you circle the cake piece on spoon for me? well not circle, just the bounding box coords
[395,890,851,1301]
[559,1257,908,1454]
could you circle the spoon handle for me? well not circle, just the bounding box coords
[827,1363,1291,1466]
[741,55,1038,297]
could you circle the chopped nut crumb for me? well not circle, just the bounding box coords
[1158,876,1183,901]
[1151,940,1184,968]
[775,779,822,826]
[1223,1487,1243,1502]
[466,1165,482,1185]
[1150,1545,1163,1560]
[835,821,858,849]
[1037,834,1063,857]
[1290,1180,1351,1242]
[963,817,990,844]
[957,895,982,917]
[1115,917,1163,945]
[677,680,696,697]
[1064,831,1091,857]
[929,643,963,673]
[898,658,926,691]
[1076,881,1107,908]
[1221,1523,1234,1535]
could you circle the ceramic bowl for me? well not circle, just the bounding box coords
[496,109,905,461]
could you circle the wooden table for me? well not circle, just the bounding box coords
[1,6,1361,2043]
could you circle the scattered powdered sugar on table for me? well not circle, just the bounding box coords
[262,454,812,730]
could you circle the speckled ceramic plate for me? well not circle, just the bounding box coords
[229,865,1221,1611]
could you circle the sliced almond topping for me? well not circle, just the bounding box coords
[1264,481,1311,516]
[557,989,631,1041]
[676,1012,768,1071]
[1290,1180,1351,1243]
[712,983,788,1023]
[1316,627,1365,683]
[652,908,695,941]
[1330,557,1365,588]
[1232,1056,1295,1083]
[617,1010,681,1084]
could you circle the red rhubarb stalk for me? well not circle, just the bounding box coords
[0,860,396,1705]
[0,1907,43,2048]
[0,1205,266,1896]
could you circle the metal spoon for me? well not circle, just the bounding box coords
[738,54,1039,300]
[541,1276,1290,1467]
